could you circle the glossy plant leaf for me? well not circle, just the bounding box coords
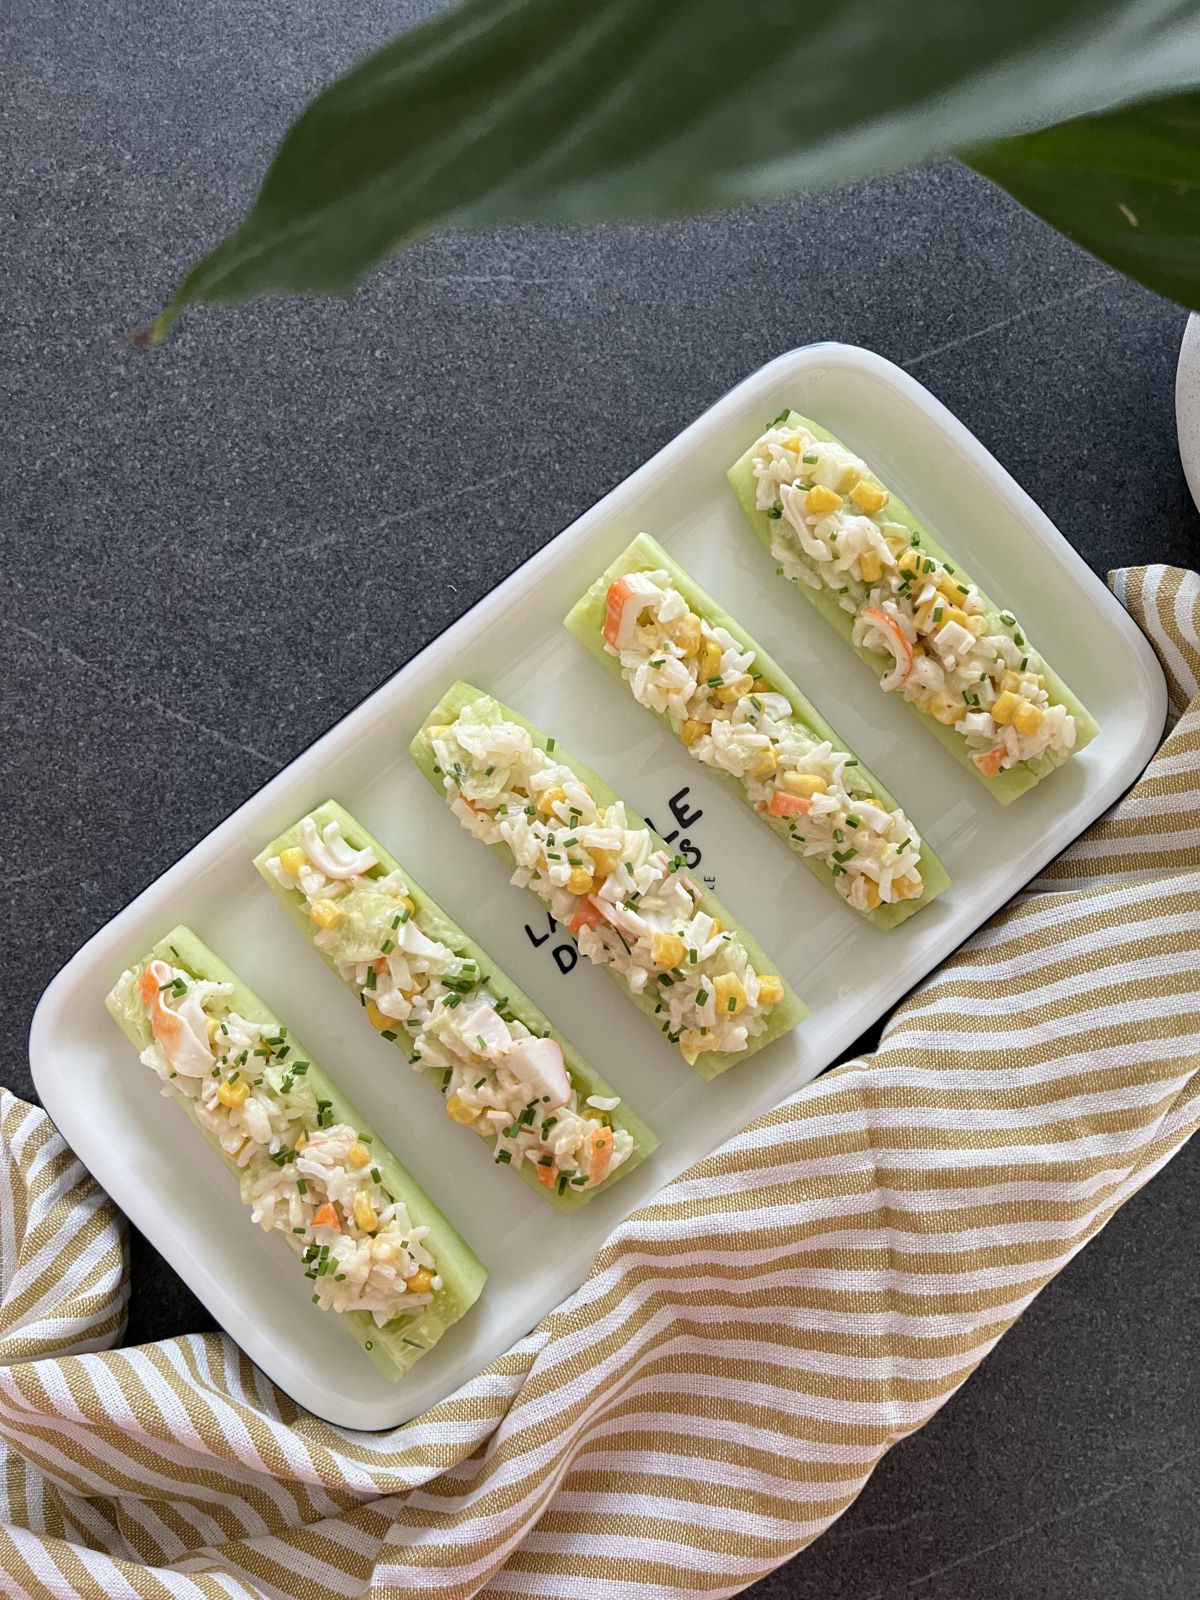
[968,88,1200,309]
[154,0,1200,335]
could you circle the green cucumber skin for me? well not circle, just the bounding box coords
[253,801,659,1210]
[410,682,809,1081]
[563,531,951,929]
[727,413,1100,805]
[105,924,487,1383]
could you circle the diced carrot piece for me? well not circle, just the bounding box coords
[535,1161,556,1188]
[311,1202,341,1231]
[972,744,1007,779]
[569,898,606,936]
[768,791,812,818]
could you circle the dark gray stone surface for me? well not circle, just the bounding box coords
[2,1,1198,1595]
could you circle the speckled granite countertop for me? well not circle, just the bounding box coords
[3,2,1198,1595]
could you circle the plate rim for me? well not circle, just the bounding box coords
[28,342,1169,1428]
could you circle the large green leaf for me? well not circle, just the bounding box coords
[968,89,1200,309]
[155,0,1200,334]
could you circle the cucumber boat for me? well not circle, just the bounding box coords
[106,926,487,1381]
[255,801,657,1208]
[565,532,950,926]
[412,683,808,1080]
[728,411,1098,803]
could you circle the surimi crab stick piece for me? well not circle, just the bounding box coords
[411,682,807,1079]
[564,533,949,926]
[728,410,1098,803]
[255,801,657,1208]
[106,926,487,1382]
[860,607,913,691]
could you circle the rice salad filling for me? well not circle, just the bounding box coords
[264,815,629,1195]
[425,698,788,1068]
[114,955,439,1326]
[751,417,1077,778]
[601,566,925,911]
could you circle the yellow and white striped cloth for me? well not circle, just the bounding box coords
[2,566,1197,1600]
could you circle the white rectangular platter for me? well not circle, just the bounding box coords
[30,344,1167,1429]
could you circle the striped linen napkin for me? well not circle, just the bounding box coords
[1,566,1196,1600]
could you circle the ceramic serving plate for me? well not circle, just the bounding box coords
[30,344,1167,1429]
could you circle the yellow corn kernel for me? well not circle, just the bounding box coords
[425,724,451,743]
[650,931,685,970]
[715,673,753,705]
[1022,670,1046,688]
[365,1000,393,1032]
[406,1267,436,1295]
[278,846,306,877]
[806,484,843,515]
[990,690,1021,726]
[937,569,967,601]
[757,974,784,1006]
[929,691,966,726]
[446,1095,478,1126]
[858,549,883,584]
[967,615,988,637]
[780,771,828,797]
[898,548,925,581]
[567,865,594,895]
[862,880,882,911]
[352,1191,378,1233]
[751,676,773,694]
[1011,699,1044,736]
[893,875,923,900]
[1000,669,1021,693]
[206,1017,224,1049]
[400,972,428,1001]
[939,606,971,630]
[310,897,344,930]
[713,972,747,1016]
[668,611,702,656]
[849,480,889,514]
[536,785,566,817]
[348,1142,371,1168]
[680,717,706,747]
[710,919,724,936]
[215,1079,249,1109]
[698,637,723,680]
[589,847,620,881]
[751,746,778,777]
